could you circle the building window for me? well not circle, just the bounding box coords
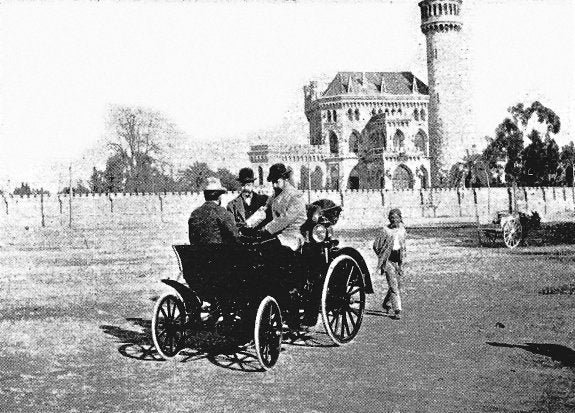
[327,111,332,122]
[348,108,353,121]
[354,108,360,121]
[333,110,337,122]
[349,131,360,154]
[329,131,339,154]
[420,108,426,121]
[414,109,419,121]
[393,130,405,151]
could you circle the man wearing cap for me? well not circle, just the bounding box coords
[226,168,269,230]
[188,177,240,245]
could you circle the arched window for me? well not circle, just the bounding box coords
[329,131,339,154]
[414,130,428,156]
[391,109,395,116]
[439,3,443,14]
[392,165,413,190]
[333,110,337,122]
[349,131,360,154]
[433,4,437,15]
[449,4,454,14]
[354,108,360,121]
[398,108,402,115]
[393,130,405,151]
[444,4,448,14]
[347,108,353,121]
[327,111,332,122]
[414,109,419,121]
[385,108,389,115]
[371,108,376,116]
[420,108,426,121]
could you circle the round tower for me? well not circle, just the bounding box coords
[419,0,470,186]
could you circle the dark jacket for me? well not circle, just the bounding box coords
[226,192,269,228]
[188,201,240,245]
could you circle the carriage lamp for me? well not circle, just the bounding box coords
[311,209,321,223]
[312,224,328,242]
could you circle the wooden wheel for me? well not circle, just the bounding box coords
[503,218,523,249]
[253,296,282,371]
[151,293,186,360]
[321,254,366,345]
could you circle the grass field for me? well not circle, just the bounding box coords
[1,221,574,412]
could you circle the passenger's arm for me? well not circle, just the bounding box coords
[264,195,306,235]
[221,210,241,243]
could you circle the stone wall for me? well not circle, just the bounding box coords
[1,187,574,231]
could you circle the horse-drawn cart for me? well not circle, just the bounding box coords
[481,210,540,249]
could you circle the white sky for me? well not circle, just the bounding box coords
[1,0,574,192]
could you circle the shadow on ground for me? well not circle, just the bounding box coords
[100,318,336,371]
[487,342,575,367]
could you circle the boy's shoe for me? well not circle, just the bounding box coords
[391,310,401,320]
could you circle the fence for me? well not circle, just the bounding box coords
[1,187,574,230]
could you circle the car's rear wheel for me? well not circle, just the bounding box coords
[152,293,186,360]
[254,296,282,371]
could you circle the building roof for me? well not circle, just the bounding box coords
[322,72,428,97]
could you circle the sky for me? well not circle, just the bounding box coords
[1,0,574,192]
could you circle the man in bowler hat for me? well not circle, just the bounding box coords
[226,167,269,230]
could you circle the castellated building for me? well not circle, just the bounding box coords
[249,0,475,189]
[249,72,431,191]
[419,0,476,185]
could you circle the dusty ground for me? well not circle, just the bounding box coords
[1,222,574,412]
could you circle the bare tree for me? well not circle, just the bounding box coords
[106,105,180,191]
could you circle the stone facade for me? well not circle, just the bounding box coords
[250,72,432,190]
[249,1,477,189]
[419,0,476,186]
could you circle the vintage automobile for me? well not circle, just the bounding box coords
[151,199,373,370]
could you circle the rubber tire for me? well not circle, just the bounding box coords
[321,254,366,346]
[151,292,186,360]
[254,296,283,371]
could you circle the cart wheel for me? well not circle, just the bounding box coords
[151,293,186,360]
[321,254,366,345]
[254,296,282,371]
[503,219,523,249]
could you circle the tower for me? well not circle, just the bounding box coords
[419,0,471,186]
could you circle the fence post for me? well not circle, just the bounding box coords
[158,193,164,223]
[40,189,45,227]
[108,194,113,213]
[541,187,547,216]
[473,187,482,246]
[419,189,425,217]
[457,188,463,217]
[1,192,7,215]
[523,187,529,212]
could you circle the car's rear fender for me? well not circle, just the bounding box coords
[160,279,201,312]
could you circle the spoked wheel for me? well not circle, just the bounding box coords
[253,296,283,371]
[321,254,366,345]
[151,293,186,360]
[503,218,523,249]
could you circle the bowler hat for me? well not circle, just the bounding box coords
[237,167,257,184]
[203,177,227,193]
[267,163,291,182]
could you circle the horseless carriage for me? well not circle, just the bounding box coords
[151,199,373,370]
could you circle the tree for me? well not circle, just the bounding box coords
[106,105,180,192]
[179,162,215,192]
[89,167,105,192]
[560,142,575,186]
[13,182,32,195]
[216,168,240,191]
[482,101,562,186]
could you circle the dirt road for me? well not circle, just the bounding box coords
[1,224,574,412]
